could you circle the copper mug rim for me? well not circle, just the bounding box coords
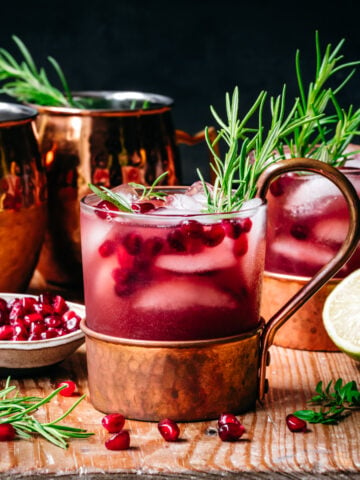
[31,90,174,117]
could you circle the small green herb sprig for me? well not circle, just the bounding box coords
[0,377,94,448]
[281,31,360,166]
[293,379,360,425]
[0,35,80,107]
[199,86,315,213]
[88,171,169,212]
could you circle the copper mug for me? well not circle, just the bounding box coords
[32,91,214,289]
[0,102,47,292]
[80,158,360,421]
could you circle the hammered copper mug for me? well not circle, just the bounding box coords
[0,102,47,292]
[32,91,215,289]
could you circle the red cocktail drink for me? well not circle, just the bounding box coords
[80,185,266,341]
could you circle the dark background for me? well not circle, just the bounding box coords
[1,0,360,183]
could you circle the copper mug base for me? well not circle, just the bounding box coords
[261,272,338,351]
[81,320,263,421]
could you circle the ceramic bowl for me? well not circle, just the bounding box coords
[0,293,85,371]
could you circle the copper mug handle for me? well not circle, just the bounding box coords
[256,157,360,401]
[175,127,219,183]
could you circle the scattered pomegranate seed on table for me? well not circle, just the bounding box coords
[0,423,16,441]
[157,418,180,442]
[56,380,77,397]
[286,414,307,432]
[101,413,126,433]
[217,413,245,442]
[105,430,130,450]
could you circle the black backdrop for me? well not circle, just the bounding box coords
[1,0,360,183]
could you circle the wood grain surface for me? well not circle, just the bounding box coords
[0,344,359,479]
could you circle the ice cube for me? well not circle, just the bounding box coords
[312,218,348,245]
[269,236,334,269]
[285,176,339,215]
[155,239,236,273]
[134,278,238,310]
[81,221,114,258]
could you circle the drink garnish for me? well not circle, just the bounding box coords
[292,378,360,425]
[0,377,93,448]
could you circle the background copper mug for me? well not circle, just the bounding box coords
[0,103,47,292]
[32,91,213,290]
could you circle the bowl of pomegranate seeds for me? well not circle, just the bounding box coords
[0,293,85,370]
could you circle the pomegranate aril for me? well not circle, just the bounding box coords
[286,414,307,433]
[123,232,143,255]
[0,325,13,340]
[0,423,16,441]
[52,295,69,315]
[181,220,204,239]
[39,292,54,304]
[143,237,164,257]
[23,313,43,325]
[233,235,248,256]
[40,329,58,339]
[9,303,25,320]
[167,229,187,252]
[56,380,77,397]
[13,324,28,338]
[30,323,46,335]
[95,200,119,219]
[98,239,116,258]
[218,422,245,442]
[21,297,37,313]
[157,418,180,442]
[240,217,252,233]
[290,224,309,240]
[0,310,9,325]
[218,413,241,427]
[0,298,8,312]
[105,430,130,450]
[44,315,62,328]
[222,219,243,239]
[102,413,126,433]
[131,201,155,213]
[33,302,54,316]
[65,317,81,332]
[204,224,225,247]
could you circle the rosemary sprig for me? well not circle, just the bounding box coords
[0,377,93,448]
[0,35,80,107]
[283,31,360,165]
[129,170,169,200]
[200,85,316,213]
[88,184,133,212]
[293,379,360,425]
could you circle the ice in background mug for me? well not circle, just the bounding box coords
[0,102,47,292]
[79,158,360,421]
[32,91,215,289]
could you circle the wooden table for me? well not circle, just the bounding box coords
[1,341,359,479]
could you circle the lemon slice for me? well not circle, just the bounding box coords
[323,269,360,361]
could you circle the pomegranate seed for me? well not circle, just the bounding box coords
[204,224,225,247]
[52,295,68,315]
[269,177,285,196]
[101,413,126,433]
[39,292,54,304]
[95,200,119,219]
[105,430,130,450]
[55,327,68,336]
[123,232,143,255]
[0,325,13,340]
[239,217,252,233]
[286,414,307,432]
[9,303,25,320]
[290,224,309,240]
[57,380,77,397]
[13,324,28,338]
[98,239,116,258]
[157,418,180,442]
[40,329,58,339]
[218,422,245,442]
[23,313,43,325]
[181,220,204,239]
[12,334,28,341]
[143,237,164,257]
[233,235,248,256]
[167,229,187,252]
[0,310,9,325]
[218,413,241,426]
[30,323,46,336]
[217,413,245,441]
[21,297,37,313]
[131,201,155,213]
[33,302,54,316]
[44,315,62,328]
[65,316,81,332]
[0,298,8,312]
[0,423,16,441]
